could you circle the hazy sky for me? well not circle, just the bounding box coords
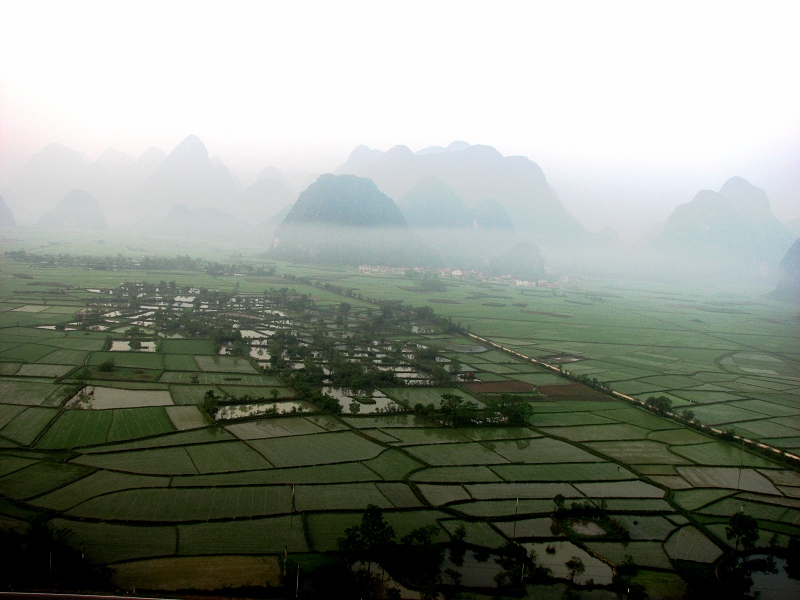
[1,1,798,239]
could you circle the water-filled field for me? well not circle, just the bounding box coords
[0,254,798,598]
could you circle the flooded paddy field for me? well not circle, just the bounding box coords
[0,255,798,598]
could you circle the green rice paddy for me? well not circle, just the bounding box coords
[0,253,798,598]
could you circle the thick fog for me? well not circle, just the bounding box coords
[0,2,798,288]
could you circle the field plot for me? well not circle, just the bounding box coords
[112,556,282,592]
[0,455,38,480]
[363,449,424,479]
[172,463,380,487]
[88,351,163,370]
[382,387,482,408]
[16,363,73,378]
[49,518,177,564]
[381,427,473,446]
[68,485,292,521]
[676,467,781,494]
[73,446,200,475]
[178,516,308,554]
[491,462,635,482]
[107,407,175,442]
[0,343,59,363]
[77,386,174,409]
[441,519,508,548]
[411,466,502,483]
[165,405,208,430]
[586,440,689,465]
[169,385,217,405]
[491,437,605,464]
[295,482,393,511]
[159,339,217,355]
[31,470,171,511]
[405,442,510,466]
[0,461,91,500]
[160,371,273,385]
[586,541,673,569]
[0,362,21,375]
[664,526,723,562]
[466,482,578,500]
[194,355,258,373]
[226,416,326,440]
[162,355,199,370]
[541,423,651,443]
[249,431,385,467]
[574,480,665,498]
[0,406,59,445]
[0,378,69,406]
[37,411,113,448]
[416,483,471,505]
[671,442,778,468]
[185,441,273,472]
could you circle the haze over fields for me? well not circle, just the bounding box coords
[1,2,798,243]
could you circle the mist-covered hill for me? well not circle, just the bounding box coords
[131,135,239,218]
[396,176,470,228]
[332,141,631,275]
[0,135,291,227]
[489,242,546,280]
[647,177,793,276]
[336,141,584,242]
[0,195,15,228]
[271,174,436,266]
[134,204,254,239]
[771,238,800,303]
[236,177,295,224]
[40,189,107,229]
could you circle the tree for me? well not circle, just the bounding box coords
[440,393,479,427]
[726,512,759,551]
[565,556,585,582]
[97,358,115,372]
[339,504,396,572]
[645,395,672,415]
[785,537,800,580]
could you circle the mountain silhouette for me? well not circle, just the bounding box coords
[272,174,435,266]
[336,142,583,242]
[40,189,107,228]
[771,238,800,303]
[0,195,15,227]
[236,176,295,224]
[649,177,793,266]
[131,135,239,216]
[396,176,470,228]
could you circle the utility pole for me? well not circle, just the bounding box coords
[512,497,519,539]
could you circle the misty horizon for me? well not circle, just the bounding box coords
[1,2,798,243]
[2,135,798,246]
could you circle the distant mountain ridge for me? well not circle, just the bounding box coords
[396,176,471,228]
[40,189,107,229]
[272,174,435,266]
[131,135,239,217]
[0,195,15,228]
[1,135,291,227]
[336,141,584,241]
[648,177,793,266]
[282,174,406,227]
[771,238,800,303]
